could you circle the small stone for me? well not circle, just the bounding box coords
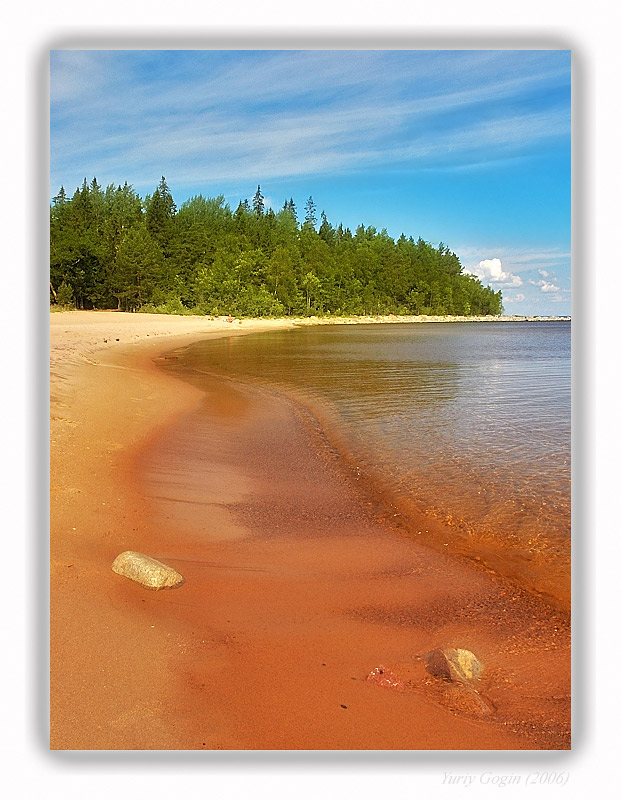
[424,648,483,685]
[111,550,184,590]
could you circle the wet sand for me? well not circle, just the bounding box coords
[50,311,570,750]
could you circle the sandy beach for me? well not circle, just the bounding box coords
[50,311,570,750]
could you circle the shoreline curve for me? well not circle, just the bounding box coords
[50,310,570,750]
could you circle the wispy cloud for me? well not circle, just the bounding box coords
[50,50,571,193]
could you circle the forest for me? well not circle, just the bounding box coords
[50,177,503,317]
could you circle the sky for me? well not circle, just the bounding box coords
[50,49,571,316]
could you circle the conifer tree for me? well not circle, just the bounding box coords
[145,176,177,252]
[53,186,67,206]
[319,211,335,244]
[285,197,297,221]
[252,185,265,216]
[304,196,317,228]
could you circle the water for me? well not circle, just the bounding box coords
[170,321,571,606]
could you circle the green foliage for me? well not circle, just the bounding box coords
[139,296,191,315]
[112,224,164,310]
[50,178,503,317]
[56,280,74,307]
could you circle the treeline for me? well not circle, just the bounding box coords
[50,177,503,317]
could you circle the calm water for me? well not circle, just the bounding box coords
[173,322,571,604]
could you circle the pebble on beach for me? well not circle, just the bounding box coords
[111,550,185,590]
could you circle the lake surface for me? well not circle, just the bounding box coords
[172,321,571,606]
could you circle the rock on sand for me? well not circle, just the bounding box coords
[111,550,184,590]
[424,647,483,684]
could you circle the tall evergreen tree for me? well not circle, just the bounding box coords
[304,196,317,228]
[319,210,335,244]
[145,176,177,253]
[284,197,297,221]
[252,185,265,216]
[53,186,67,206]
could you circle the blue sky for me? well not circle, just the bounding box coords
[50,49,571,315]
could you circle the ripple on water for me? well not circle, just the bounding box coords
[169,321,571,606]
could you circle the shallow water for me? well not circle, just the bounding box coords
[167,321,570,606]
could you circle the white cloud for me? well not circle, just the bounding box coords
[453,246,570,316]
[458,246,570,268]
[466,258,523,287]
[530,278,560,292]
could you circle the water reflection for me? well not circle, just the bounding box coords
[165,322,571,605]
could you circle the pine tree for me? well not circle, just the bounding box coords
[284,197,297,222]
[304,196,317,228]
[319,210,335,244]
[145,177,177,249]
[53,186,67,206]
[252,185,265,216]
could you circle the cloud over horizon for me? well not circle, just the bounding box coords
[465,258,523,287]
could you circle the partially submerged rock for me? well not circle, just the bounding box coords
[440,684,496,717]
[424,647,483,685]
[111,550,184,590]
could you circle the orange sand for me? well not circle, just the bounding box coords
[50,311,570,750]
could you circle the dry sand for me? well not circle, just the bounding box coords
[50,311,570,750]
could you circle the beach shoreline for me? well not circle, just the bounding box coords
[50,311,570,750]
[51,312,297,749]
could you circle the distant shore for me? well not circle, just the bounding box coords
[50,311,570,750]
[291,313,571,324]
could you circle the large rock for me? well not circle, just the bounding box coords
[424,647,483,684]
[111,550,184,590]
